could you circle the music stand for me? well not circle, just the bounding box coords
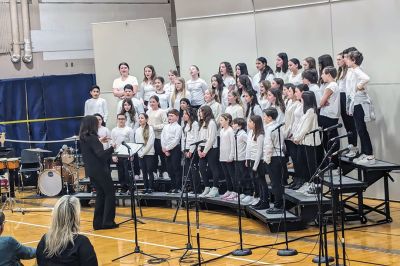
[112,143,165,264]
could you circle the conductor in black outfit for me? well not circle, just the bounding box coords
[79,115,117,230]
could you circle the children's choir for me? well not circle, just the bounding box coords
[83,47,376,214]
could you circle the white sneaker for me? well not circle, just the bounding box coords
[153,172,160,180]
[353,154,367,163]
[356,155,376,165]
[205,187,219,198]
[226,192,237,200]
[199,187,210,197]
[296,182,310,193]
[241,195,253,204]
[162,172,170,180]
[240,194,246,200]
[134,175,141,180]
[250,197,260,205]
[220,191,232,199]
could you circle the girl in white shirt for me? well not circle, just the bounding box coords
[146,95,168,179]
[288,58,303,85]
[164,69,178,97]
[181,107,201,194]
[275,52,290,83]
[201,89,222,123]
[244,115,266,206]
[120,98,139,131]
[237,75,253,111]
[225,90,244,120]
[267,88,286,125]
[219,113,236,200]
[179,98,191,126]
[219,62,236,91]
[112,62,139,100]
[94,113,111,150]
[232,118,249,199]
[302,57,317,71]
[302,69,322,108]
[186,65,208,109]
[317,54,334,85]
[259,80,271,111]
[139,65,156,107]
[154,76,169,110]
[243,89,263,126]
[319,66,341,164]
[253,57,274,94]
[271,78,284,91]
[135,113,156,194]
[198,105,220,198]
[170,77,191,110]
[235,63,251,87]
[211,74,226,107]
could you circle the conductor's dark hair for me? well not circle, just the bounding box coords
[79,116,98,141]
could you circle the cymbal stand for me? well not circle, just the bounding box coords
[73,138,81,192]
[1,168,18,212]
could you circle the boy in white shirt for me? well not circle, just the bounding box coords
[161,109,182,194]
[84,85,108,123]
[111,114,135,194]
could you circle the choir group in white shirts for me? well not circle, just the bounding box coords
[83,48,375,214]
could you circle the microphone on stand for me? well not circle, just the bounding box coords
[121,141,131,150]
[271,122,285,132]
[328,132,353,143]
[332,147,350,156]
[323,123,342,132]
[190,140,206,146]
[306,127,322,135]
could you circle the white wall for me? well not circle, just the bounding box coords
[92,18,176,128]
[175,0,400,200]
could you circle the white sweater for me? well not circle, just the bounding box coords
[155,91,169,110]
[263,121,285,164]
[139,81,156,102]
[198,119,218,154]
[135,125,155,157]
[84,98,108,122]
[111,126,135,148]
[234,129,247,161]
[283,100,301,139]
[146,108,168,139]
[181,121,199,153]
[288,71,303,85]
[170,91,191,110]
[161,122,182,151]
[292,108,321,146]
[219,127,235,162]
[201,100,222,123]
[245,130,264,171]
[225,104,244,120]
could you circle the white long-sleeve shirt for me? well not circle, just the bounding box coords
[161,122,182,151]
[170,91,191,110]
[186,78,208,106]
[139,81,156,102]
[84,98,108,122]
[283,100,301,139]
[288,71,303,85]
[225,104,244,120]
[292,108,321,146]
[98,126,111,150]
[182,121,199,153]
[219,127,235,162]
[346,66,370,104]
[203,100,222,123]
[290,103,304,140]
[123,112,139,131]
[155,91,169,110]
[253,71,274,94]
[198,119,218,154]
[234,129,247,161]
[263,121,285,164]
[135,125,155,157]
[111,126,135,149]
[146,108,168,139]
[274,70,290,83]
[245,130,264,171]
[309,83,322,108]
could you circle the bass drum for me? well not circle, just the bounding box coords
[38,170,62,196]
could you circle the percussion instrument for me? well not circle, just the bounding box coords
[25,148,52,153]
[54,165,74,184]
[61,148,75,165]
[0,176,8,188]
[0,158,7,170]
[43,157,61,169]
[38,170,62,196]
[6,158,20,170]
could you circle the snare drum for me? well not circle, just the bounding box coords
[38,170,62,196]
[6,158,20,170]
[61,148,75,165]
[0,158,7,170]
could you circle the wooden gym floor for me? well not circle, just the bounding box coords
[2,191,400,266]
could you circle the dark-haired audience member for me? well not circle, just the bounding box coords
[161,109,183,194]
[113,62,139,100]
[84,85,108,123]
[0,211,36,266]
[288,58,303,85]
[275,52,290,83]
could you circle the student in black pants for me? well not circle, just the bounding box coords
[232,118,249,198]
[161,109,183,193]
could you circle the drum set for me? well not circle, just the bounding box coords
[0,136,85,200]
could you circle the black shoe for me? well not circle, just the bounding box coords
[147,189,153,194]
[253,202,270,210]
[101,222,119,230]
[253,200,264,208]
[166,189,174,194]
[173,189,181,194]
[266,207,284,214]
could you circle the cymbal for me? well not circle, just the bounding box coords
[65,135,79,140]
[26,148,52,153]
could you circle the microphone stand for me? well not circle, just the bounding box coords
[112,144,165,264]
[276,125,298,256]
[171,141,215,263]
[231,130,252,256]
